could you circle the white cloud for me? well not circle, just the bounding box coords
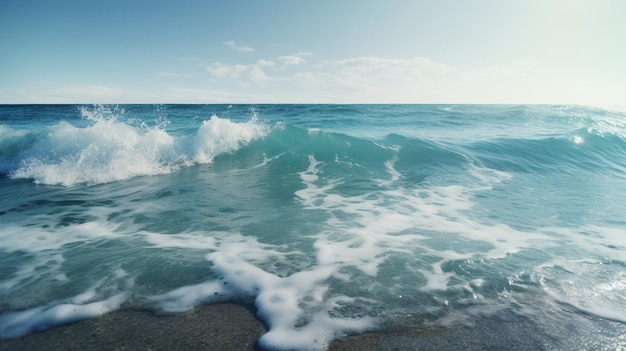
[276,52,311,66]
[277,56,304,65]
[277,57,455,103]
[206,62,249,78]
[3,54,621,104]
[205,60,273,86]
[224,40,255,52]
[332,57,450,77]
[242,55,619,104]
[247,65,271,83]
[196,56,454,102]
[257,59,276,68]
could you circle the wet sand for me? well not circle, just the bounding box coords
[0,303,445,351]
[1,302,623,350]
[0,303,266,351]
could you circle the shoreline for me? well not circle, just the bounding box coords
[2,302,625,350]
[0,303,266,351]
[0,303,451,351]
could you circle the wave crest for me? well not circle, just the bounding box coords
[3,111,268,186]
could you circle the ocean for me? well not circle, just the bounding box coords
[0,104,625,350]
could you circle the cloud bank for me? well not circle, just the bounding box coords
[194,53,614,105]
[3,51,620,105]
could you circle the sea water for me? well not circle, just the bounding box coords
[0,104,625,350]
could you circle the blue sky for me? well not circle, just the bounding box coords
[1,0,625,104]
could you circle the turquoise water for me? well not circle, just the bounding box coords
[1,104,625,349]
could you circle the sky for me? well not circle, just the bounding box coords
[1,0,625,105]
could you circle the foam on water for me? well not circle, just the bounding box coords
[0,269,131,338]
[4,106,268,186]
[139,153,588,350]
[145,228,375,350]
[154,252,373,350]
[0,221,123,253]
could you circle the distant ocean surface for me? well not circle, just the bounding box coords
[1,104,625,350]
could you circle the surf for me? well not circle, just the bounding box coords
[1,104,625,350]
[1,106,269,186]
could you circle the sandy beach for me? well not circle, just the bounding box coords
[0,303,266,351]
[0,302,599,351]
[0,303,460,351]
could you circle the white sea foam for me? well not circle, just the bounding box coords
[295,155,548,283]
[144,154,558,350]
[0,294,127,339]
[0,254,66,291]
[8,109,268,186]
[189,115,268,164]
[0,270,132,339]
[144,227,374,350]
[0,220,122,253]
[150,248,374,351]
[10,119,175,185]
